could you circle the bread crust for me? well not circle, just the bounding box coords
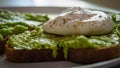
[0,38,8,55]
[5,44,120,63]
[5,46,65,63]
[68,45,120,64]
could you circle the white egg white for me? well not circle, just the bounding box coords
[42,7,114,35]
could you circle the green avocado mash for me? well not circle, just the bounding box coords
[0,9,49,41]
[7,13,120,59]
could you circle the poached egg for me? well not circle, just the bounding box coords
[42,7,114,35]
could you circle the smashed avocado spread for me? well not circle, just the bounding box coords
[7,13,120,59]
[0,9,49,41]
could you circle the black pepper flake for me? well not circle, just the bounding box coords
[53,20,56,24]
[73,24,76,27]
[99,16,102,18]
[49,25,52,27]
[103,23,105,25]
[63,19,67,24]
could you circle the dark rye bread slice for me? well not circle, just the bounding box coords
[0,37,8,55]
[5,46,65,63]
[0,40,6,55]
[68,45,120,64]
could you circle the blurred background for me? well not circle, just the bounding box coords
[0,0,119,13]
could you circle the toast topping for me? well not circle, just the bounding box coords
[42,7,114,35]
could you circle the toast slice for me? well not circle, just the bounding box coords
[5,46,65,63]
[5,31,120,63]
[5,29,65,62]
[0,37,8,54]
[68,45,120,64]
[6,44,120,63]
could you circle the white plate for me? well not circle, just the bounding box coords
[0,7,120,68]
